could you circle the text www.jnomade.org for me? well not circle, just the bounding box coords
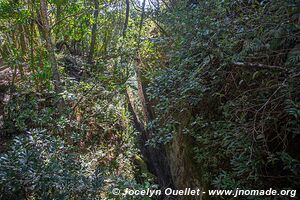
[111,188,297,198]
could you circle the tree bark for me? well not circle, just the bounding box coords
[39,0,62,93]
[88,0,100,64]
[122,0,174,190]
[125,90,174,190]
[122,0,130,37]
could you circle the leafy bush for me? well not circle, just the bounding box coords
[0,129,104,199]
[145,0,300,196]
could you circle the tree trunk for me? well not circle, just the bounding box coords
[39,0,62,93]
[121,0,174,191]
[88,0,99,64]
[122,0,130,37]
[125,90,174,190]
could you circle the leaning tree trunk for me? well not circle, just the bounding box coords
[125,88,174,190]
[122,0,175,192]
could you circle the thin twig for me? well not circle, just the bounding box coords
[233,62,287,71]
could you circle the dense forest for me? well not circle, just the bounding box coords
[0,0,299,199]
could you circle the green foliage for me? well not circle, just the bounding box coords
[1,0,299,198]
[4,91,60,132]
[0,129,104,199]
[0,0,31,23]
[145,0,300,195]
[1,78,150,198]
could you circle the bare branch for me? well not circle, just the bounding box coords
[233,62,287,71]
